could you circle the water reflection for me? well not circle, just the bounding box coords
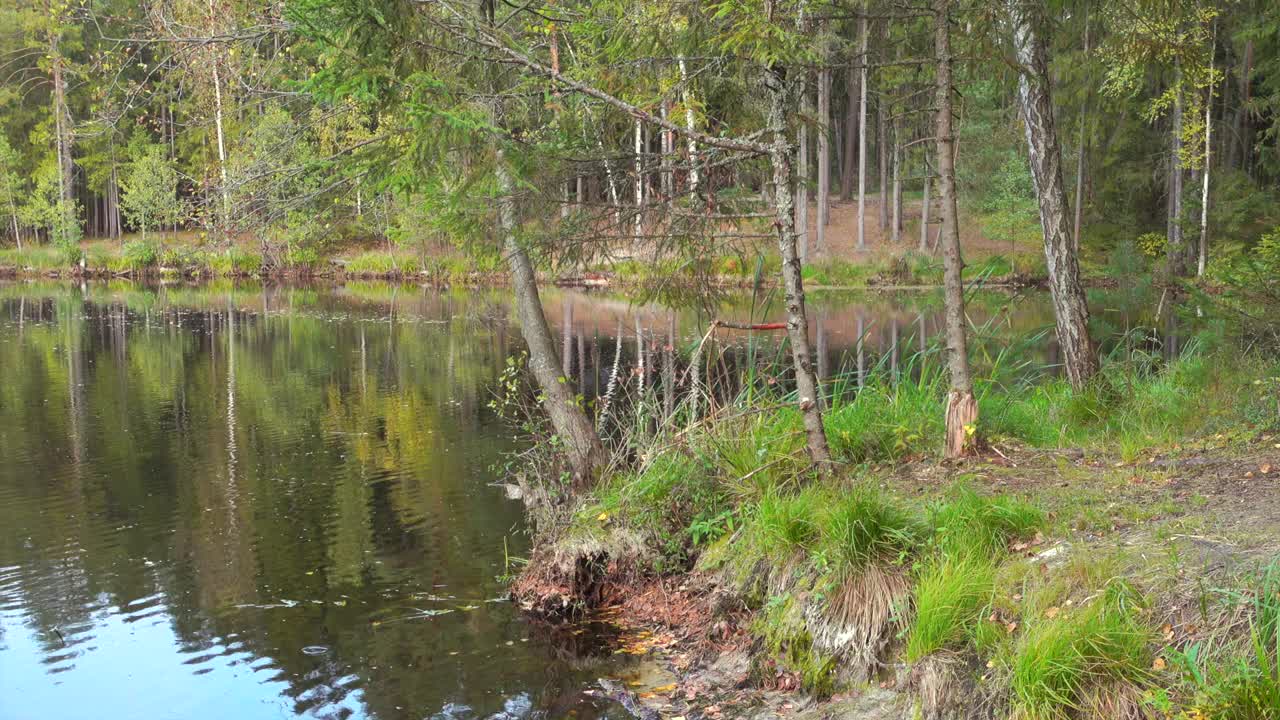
[0,283,632,720]
[0,280,1176,720]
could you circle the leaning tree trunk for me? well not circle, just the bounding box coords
[497,154,607,485]
[1008,0,1098,389]
[766,65,832,469]
[933,0,977,459]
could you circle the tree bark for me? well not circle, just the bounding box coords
[934,0,977,458]
[857,15,870,251]
[1198,24,1215,278]
[1007,0,1099,389]
[817,63,831,253]
[878,82,889,233]
[678,56,700,194]
[1167,64,1186,276]
[796,81,810,261]
[1071,10,1089,252]
[891,117,902,244]
[766,65,832,468]
[920,174,931,252]
[634,119,644,241]
[842,59,859,201]
[497,154,606,485]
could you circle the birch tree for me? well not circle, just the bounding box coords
[1007,0,1099,388]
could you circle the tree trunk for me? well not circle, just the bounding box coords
[1008,0,1098,389]
[1226,39,1252,172]
[1167,69,1186,277]
[51,36,74,208]
[817,49,831,253]
[1071,10,1090,252]
[796,82,810,261]
[842,60,859,200]
[857,15,870,251]
[891,118,902,244]
[212,59,231,228]
[497,154,606,485]
[934,0,977,458]
[766,65,832,468]
[878,84,889,233]
[678,56,700,194]
[1198,24,1215,278]
[634,119,644,241]
[920,174,931,252]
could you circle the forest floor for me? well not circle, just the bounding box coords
[513,404,1280,718]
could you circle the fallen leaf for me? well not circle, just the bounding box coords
[1262,464,1273,475]
[1153,657,1168,671]
[1161,623,1174,641]
[1045,606,1061,619]
[1005,621,1019,634]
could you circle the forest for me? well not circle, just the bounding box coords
[2,0,1280,719]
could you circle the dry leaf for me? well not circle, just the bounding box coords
[1045,606,1061,619]
[1153,657,1167,671]
[1161,623,1175,641]
[1005,621,1019,634]
[1262,464,1273,475]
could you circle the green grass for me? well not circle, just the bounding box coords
[1177,562,1280,718]
[343,250,417,275]
[823,366,947,462]
[0,245,67,270]
[815,486,922,577]
[1008,582,1154,720]
[907,555,997,661]
[980,342,1279,460]
[929,484,1043,559]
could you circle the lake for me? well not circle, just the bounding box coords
[0,280,1169,719]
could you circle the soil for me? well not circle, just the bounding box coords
[519,434,1280,719]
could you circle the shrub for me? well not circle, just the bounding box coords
[121,240,158,270]
[1136,232,1166,259]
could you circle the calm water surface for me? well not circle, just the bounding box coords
[0,281,1166,720]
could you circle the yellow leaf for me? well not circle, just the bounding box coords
[1044,607,1061,619]
[597,512,609,522]
[1153,657,1167,671]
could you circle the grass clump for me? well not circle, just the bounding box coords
[907,555,997,661]
[929,484,1043,559]
[1008,581,1154,720]
[345,250,415,276]
[815,486,922,577]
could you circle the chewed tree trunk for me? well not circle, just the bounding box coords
[933,0,977,459]
[497,154,607,485]
[766,65,832,469]
[1007,0,1099,389]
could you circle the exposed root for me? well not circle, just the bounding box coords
[911,654,987,720]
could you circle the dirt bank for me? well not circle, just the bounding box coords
[512,436,1280,719]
